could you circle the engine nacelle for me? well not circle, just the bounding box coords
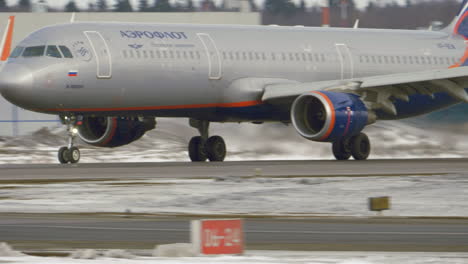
[78,117,156,148]
[291,91,368,142]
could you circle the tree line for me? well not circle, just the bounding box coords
[0,0,462,30]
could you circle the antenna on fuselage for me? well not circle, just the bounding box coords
[70,12,76,23]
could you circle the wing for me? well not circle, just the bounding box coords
[262,67,468,116]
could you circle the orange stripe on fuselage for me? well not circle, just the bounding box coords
[1,16,15,61]
[312,91,336,141]
[41,100,263,113]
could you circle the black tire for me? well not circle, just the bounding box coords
[350,133,371,161]
[58,147,69,164]
[188,136,207,162]
[332,140,351,161]
[67,147,81,164]
[206,136,226,162]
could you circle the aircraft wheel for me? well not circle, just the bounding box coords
[206,136,226,162]
[188,136,207,162]
[58,147,69,164]
[67,146,81,164]
[350,133,371,161]
[332,140,351,161]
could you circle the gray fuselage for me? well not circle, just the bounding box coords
[0,22,465,122]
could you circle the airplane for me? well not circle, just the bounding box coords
[1,2,468,164]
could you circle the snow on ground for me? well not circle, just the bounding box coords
[2,251,468,264]
[1,119,468,164]
[0,174,467,217]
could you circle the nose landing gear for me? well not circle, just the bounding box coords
[188,119,226,162]
[58,116,81,164]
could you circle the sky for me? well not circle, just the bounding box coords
[3,0,413,10]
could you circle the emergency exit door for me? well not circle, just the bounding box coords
[197,33,222,80]
[84,31,112,79]
[335,43,354,80]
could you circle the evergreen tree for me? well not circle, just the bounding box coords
[97,0,107,11]
[186,0,194,11]
[0,0,8,11]
[248,0,257,12]
[18,0,31,11]
[298,0,306,12]
[264,0,296,16]
[65,0,79,12]
[139,0,149,11]
[153,0,173,12]
[115,0,133,12]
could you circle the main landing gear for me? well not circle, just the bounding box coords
[58,116,81,164]
[332,132,371,161]
[188,119,226,162]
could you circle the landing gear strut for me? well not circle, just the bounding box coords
[58,116,81,164]
[188,119,226,162]
[332,133,371,161]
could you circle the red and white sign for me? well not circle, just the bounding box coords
[191,219,244,255]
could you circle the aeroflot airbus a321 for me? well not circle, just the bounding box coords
[2,3,468,164]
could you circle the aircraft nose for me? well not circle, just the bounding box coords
[0,64,34,107]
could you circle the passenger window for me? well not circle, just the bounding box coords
[10,46,24,58]
[58,46,73,58]
[23,46,45,57]
[320,54,325,62]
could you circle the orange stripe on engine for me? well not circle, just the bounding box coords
[42,100,263,113]
[1,16,15,61]
[312,91,336,141]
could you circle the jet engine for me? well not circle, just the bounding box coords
[78,117,156,148]
[291,91,369,142]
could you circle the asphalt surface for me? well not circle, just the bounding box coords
[1,159,468,253]
[0,159,467,181]
[0,214,467,253]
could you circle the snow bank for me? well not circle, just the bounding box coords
[70,249,99,259]
[154,243,195,257]
[103,249,135,259]
[1,119,468,164]
[70,249,135,259]
[0,242,24,257]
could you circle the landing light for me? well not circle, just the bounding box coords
[72,128,78,134]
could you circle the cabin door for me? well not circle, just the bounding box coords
[335,43,354,80]
[197,33,222,80]
[84,31,112,79]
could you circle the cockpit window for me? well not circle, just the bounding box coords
[59,46,73,58]
[10,46,24,58]
[46,45,62,58]
[23,46,45,57]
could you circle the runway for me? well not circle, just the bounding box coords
[0,159,467,253]
[1,214,467,253]
[0,158,467,181]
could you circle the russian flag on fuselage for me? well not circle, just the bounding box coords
[68,70,78,77]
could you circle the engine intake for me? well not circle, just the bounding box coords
[291,91,368,142]
[78,116,156,148]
